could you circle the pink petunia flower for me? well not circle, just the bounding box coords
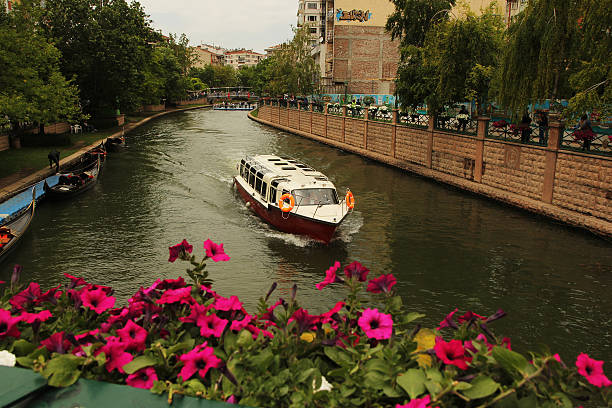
[180,303,211,324]
[214,295,243,312]
[64,273,89,288]
[116,320,148,352]
[81,287,116,314]
[316,261,343,290]
[197,313,228,338]
[126,367,158,389]
[289,308,319,334]
[9,282,42,310]
[178,343,222,381]
[259,299,285,323]
[156,287,194,305]
[41,331,72,354]
[151,277,187,291]
[168,239,193,263]
[19,310,52,324]
[245,324,274,340]
[367,274,397,293]
[437,308,458,330]
[575,353,612,388]
[36,285,62,305]
[0,309,21,339]
[98,341,133,373]
[457,311,486,324]
[230,314,252,331]
[396,395,432,408]
[343,261,369,282]
[434,337,471,370]
[203,239,230,262]
[358,308,393,340]
[318,301,345,324]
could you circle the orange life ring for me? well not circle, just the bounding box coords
[278,193,295,213]
[346,191,355,209]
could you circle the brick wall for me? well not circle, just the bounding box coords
[553,152,612,220]
[255,103,611,232]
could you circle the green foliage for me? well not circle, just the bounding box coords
[386,0,456,48]
[190,65,238,89]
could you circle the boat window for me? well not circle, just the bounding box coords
[291,188,339,206]
[281,166,296,170]
[269,186,277,203]
[255,176,262,192]
[274,162,289,166]
[261,182,268,200]
[248,171,255,187]
[267,158,280,161]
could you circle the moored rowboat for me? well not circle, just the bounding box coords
[0,189,36,264]
[234,155,354,243]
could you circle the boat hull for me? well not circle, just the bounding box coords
[235,178,339,243]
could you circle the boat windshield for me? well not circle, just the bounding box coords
[291,188,338,206]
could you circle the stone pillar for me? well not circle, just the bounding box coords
[342,105,347,144]
[364,107,369,150]
[297,102,301,129]
[474,117,490,183]
[324,103,328,139]
[309,101,313,134]
[426,114,435,169]
[391,109,399,158]
[542,116,564,204]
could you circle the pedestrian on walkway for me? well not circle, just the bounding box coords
[48,150,60,173]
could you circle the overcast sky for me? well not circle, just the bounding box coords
[137,0,298,53]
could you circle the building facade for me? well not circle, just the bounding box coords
[297,0,326,47]
[224,50,266,69]
[313,0,400,98]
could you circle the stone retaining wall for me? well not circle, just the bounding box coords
[252,103,612,238]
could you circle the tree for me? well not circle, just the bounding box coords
[395,5,504,113]
[386,0,456,48]
[497,0,580,114]
[0,9,83,135]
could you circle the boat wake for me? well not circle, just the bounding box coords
[332,211,363,243]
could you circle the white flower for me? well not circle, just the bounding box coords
[0,350,16,367]
[313,375,333,392]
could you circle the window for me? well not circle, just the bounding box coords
[248,170,255,187]
[308,16,317,21]
[310,28,317,34]
[269,186,277,203]
[307,2,317,9]
[291,188,339,206]
[261,182,268,200]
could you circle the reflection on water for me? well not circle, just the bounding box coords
[1,109,611,363]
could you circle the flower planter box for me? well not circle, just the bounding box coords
[0,134,9,151]
[143,104,165,112]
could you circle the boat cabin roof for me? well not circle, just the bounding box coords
[240,155,336,191]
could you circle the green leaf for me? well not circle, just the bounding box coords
[425,368,443,382]
[462,375,499,400]
[365,358,388,374]
[184,379,206,393]
[151,380,167,395]
[388,296,403,310]
[223,331,237,354]
[340,386,356,398]
[16,356,34,368]
[492,347,533,377]
[324,347,353,366]
[551,392,572,408]
[250,349,274,370]
[168,339,194,355]
[397,369,426,399]
[297,368,316,384]
[122,355,157,375]
[363,370,388,390]
[42,354,84,387]
[404,312,426,324]
[455,381,472,391]
[237,329,254,347]
[12,339,36,356]
[383,384,403,398]
[424,380,443,395]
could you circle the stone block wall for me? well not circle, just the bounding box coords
[481,141,546,201]
[256,103,611,230]
[553,153,612,220]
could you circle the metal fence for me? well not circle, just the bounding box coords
[434,115,477,136]
[346,106,365,119]
[368,107,392,123]
[561,125,612,155]
[312,103,324,113]
[487,120,548,146]
[327,104,343,116]
[398,112,429,129]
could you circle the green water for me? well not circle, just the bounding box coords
[2,109,611,365]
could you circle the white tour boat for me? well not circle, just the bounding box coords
[234,155,354,243]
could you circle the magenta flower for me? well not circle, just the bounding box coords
[246,324,274,340]
[344,261,369,281]
[230,314,252,331]
[203,239,230,262]
[457,311,486,324]
[116,320,148,352]
[197,313,228,338]
[180,303,211,324]
[358,308,393,340]
[152,277,186,290]
[64,273,89,288]
[437,308,458,330]
[168,239,193,263]
[434,337,471,370]
[41,332,72,354]
[81,287,116,314]
[178,343,222,381]
[9,282,42,310]
[126,367,158,389]
[98,341,133,373]
[575,353,612,388]
[20,310,52,324]
[316,261,343,290]
[396,395,431,408]
[259,299,286,323]
[289,308,319,334]
[0,309,21,339]
[157,287,194,305]
[214,295,243,312]
[367,274,397,293]
[318,301,345,324]
[37,285,62,305]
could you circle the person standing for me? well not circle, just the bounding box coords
[519,111,532,144]
[456,105,469,132]
[578,114,594,151]
[536,111,549,145]
[48,150,60,173]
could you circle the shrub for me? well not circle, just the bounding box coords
[0,240,609,407]
[90,117,120,130]
[20,133,72,147]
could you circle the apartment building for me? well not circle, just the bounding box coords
[191,45,225,68]
[504,0,529,25]
[297,0,326,47]
[224,50,266,69]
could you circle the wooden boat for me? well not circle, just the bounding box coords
[43,156,101,200]
[104,136,126,152]
[234,155,354,243]
[0,190,36,264]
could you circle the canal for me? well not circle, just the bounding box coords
[2,109,611,363]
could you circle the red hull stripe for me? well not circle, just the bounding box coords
[235,178,339,243]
